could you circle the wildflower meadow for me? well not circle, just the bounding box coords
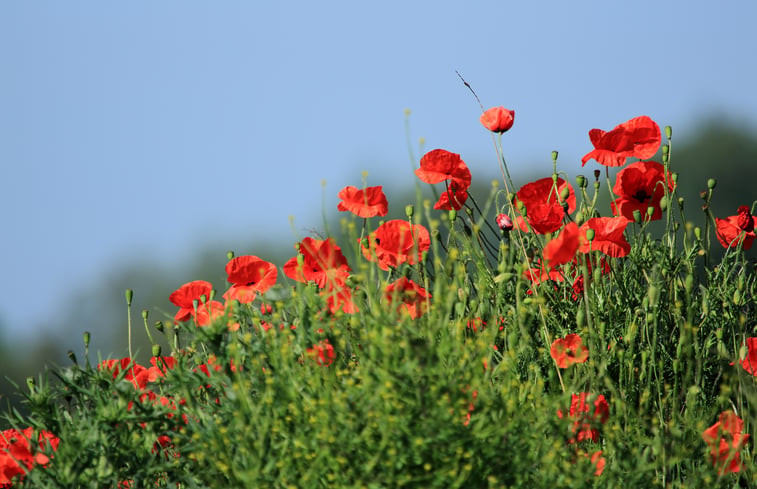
[2,96,757,488]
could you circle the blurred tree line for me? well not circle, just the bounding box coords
[2,118,756,427]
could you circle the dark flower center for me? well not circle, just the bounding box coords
[632,189,651,203]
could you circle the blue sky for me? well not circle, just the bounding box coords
[1,1,756,342]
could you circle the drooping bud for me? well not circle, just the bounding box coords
[67,350,77,365]
[659,197,667,212]
[154,321,165,333]
[560,186,570,201]
[496,213,513,231]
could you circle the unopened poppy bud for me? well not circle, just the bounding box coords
[496,213,513,231]
[227,250,235,261]
[154,321,164,333]
[507,192,515,203]
[632,209,642,224]
[448,210,457,221]
[297,253,305,267]
[671,172,679,184]
[551,150,558,162]
[560,186,570,201]
[405,204,414,218]
[585,229,595,242]
[125,289,133,306]
[593,170,601,180]
[479,106,515,133]
[142,309,149,321]
[648,206,656,217]
[694,226,702,240]
[516,199,525,212]
[67,350,77,364]
[659,197,667,211]
[576,175,586,188]
[677,197,684,208]
[707,178,717,190]
[83,331,91,348]
[193,299,199,311]
[152,344,161,357]
[665,125,672,140]
[209,289,216,301]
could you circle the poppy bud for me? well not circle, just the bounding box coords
[707,178,717,190]
[125,289,133,306]
[551,150,558,162]
[152,344,161,357]
[665,125,672,140]
[694,226,702,240]
[658,198,667,212]
[648,205,656,217]
[662,145,669,157]
[671,172,678,184]
[227,250,235,261]
[576,175,586,189]
[593,170,601,181]
[496,213,513,231]
[67,350,77,364]
[677,197,684,208]
[448,210,457,221]
[405,204,414,218]
[83,331,91,348]
[632,209,642,224]
[560,186,570,201]
[209,289,216,301]
[154,321,165,333]
[193,299,199,311]
[142,309,149,321]
[585,229,595,242]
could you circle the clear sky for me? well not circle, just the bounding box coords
[2,1,756,342]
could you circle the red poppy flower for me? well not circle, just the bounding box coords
[550,334,589,368]
[557,393,609,444]
[716,206,757,250]
[322,282,359,315]
[222,255,277,304]
[384,277,431,319]
[741,337,757,375]
[515,177,576,234]
[516,177,577,214]
[702,411,749,475]
[578,217,631,258]
[611,161,674,221]
[169,280,213,323]
[193,300,227,327]
[283,237,351,288]
[587,450,605,476]
[433,181,469,211]
[1,427,59,486]
[523,260,566,287]
[98,358,150,390]
[337,185,389,218]
[361,220,430,271]
[581,116,661,167]
[543,222,581,268]
[415,149,472,190]
[306,340,335,366]
[480,106,515,133]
